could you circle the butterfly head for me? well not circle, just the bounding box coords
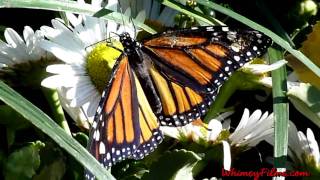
[119,32,139,54]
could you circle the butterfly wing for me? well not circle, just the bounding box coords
[141,26,271,126]
[86,26,271,178]
[86,54,163,178]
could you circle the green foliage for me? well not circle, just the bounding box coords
[142,149,201,180]
[3,141,44,180]
[33,158,66,180]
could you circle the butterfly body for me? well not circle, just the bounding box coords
[86,26,271,179]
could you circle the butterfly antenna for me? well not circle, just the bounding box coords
[85,37,112,51]
[117,0,127,32]
[128,0,137,36]
[130,17,137,36]
[105,32,124,53]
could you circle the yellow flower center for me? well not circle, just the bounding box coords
[86,41,122,93]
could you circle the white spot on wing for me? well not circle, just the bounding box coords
[222,27,229,31]
[99,142,106,154]
[233,55,240,61]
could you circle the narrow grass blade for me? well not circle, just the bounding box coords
[0,81,115,180]
[268,48,289,170]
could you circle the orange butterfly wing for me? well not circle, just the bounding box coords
[86,27,272,179]
[140,26,271,126]
[87,55,162,172]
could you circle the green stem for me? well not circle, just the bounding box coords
[269,47,289,170]
[42,87,71,135]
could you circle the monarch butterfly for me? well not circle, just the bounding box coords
[85,26,271,179]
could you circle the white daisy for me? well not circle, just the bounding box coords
[229,108,274,148]
[40,0,141,120]
[0,26,51,88]
[161,118,232,171]
[161,109,274,148]
[288,123,320,169]
[0,26,47,67]
[160,114,229,143]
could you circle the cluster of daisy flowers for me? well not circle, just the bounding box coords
[1,0,319,178]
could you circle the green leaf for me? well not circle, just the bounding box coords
[287,83,320,128]
[142,149,201,180]
[0,81,115,180]
[0,0,156,34]
[33,158,66,180]
[3,141,44,180]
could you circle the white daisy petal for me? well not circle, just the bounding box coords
[230,109,274,148]
[229,108,250,140]
[40,40,85,64]
[160,126,180,139]
[4,28,25,48]
[0,26,46,68]
[40,26,61,40]
[48,20,87,53]
[86,93,101,116]
[65,77,94,99]
[222,141,231,170]
[46,64,85,75]
[244,59,287,74]
[106,0,118,11]
[70,90,95,107]
[306,128,320,164]
[41,75,81,88]
[207,119,223,141]
[23,26,35,48]
[91,0,103,7]
[0,57,14,65]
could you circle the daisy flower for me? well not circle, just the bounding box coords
[288,123,320,171]
[161,109,273,148]
[161,109,273,170]
[0,26,47,67]
[229,108,274,148]
[0,26,53,90]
